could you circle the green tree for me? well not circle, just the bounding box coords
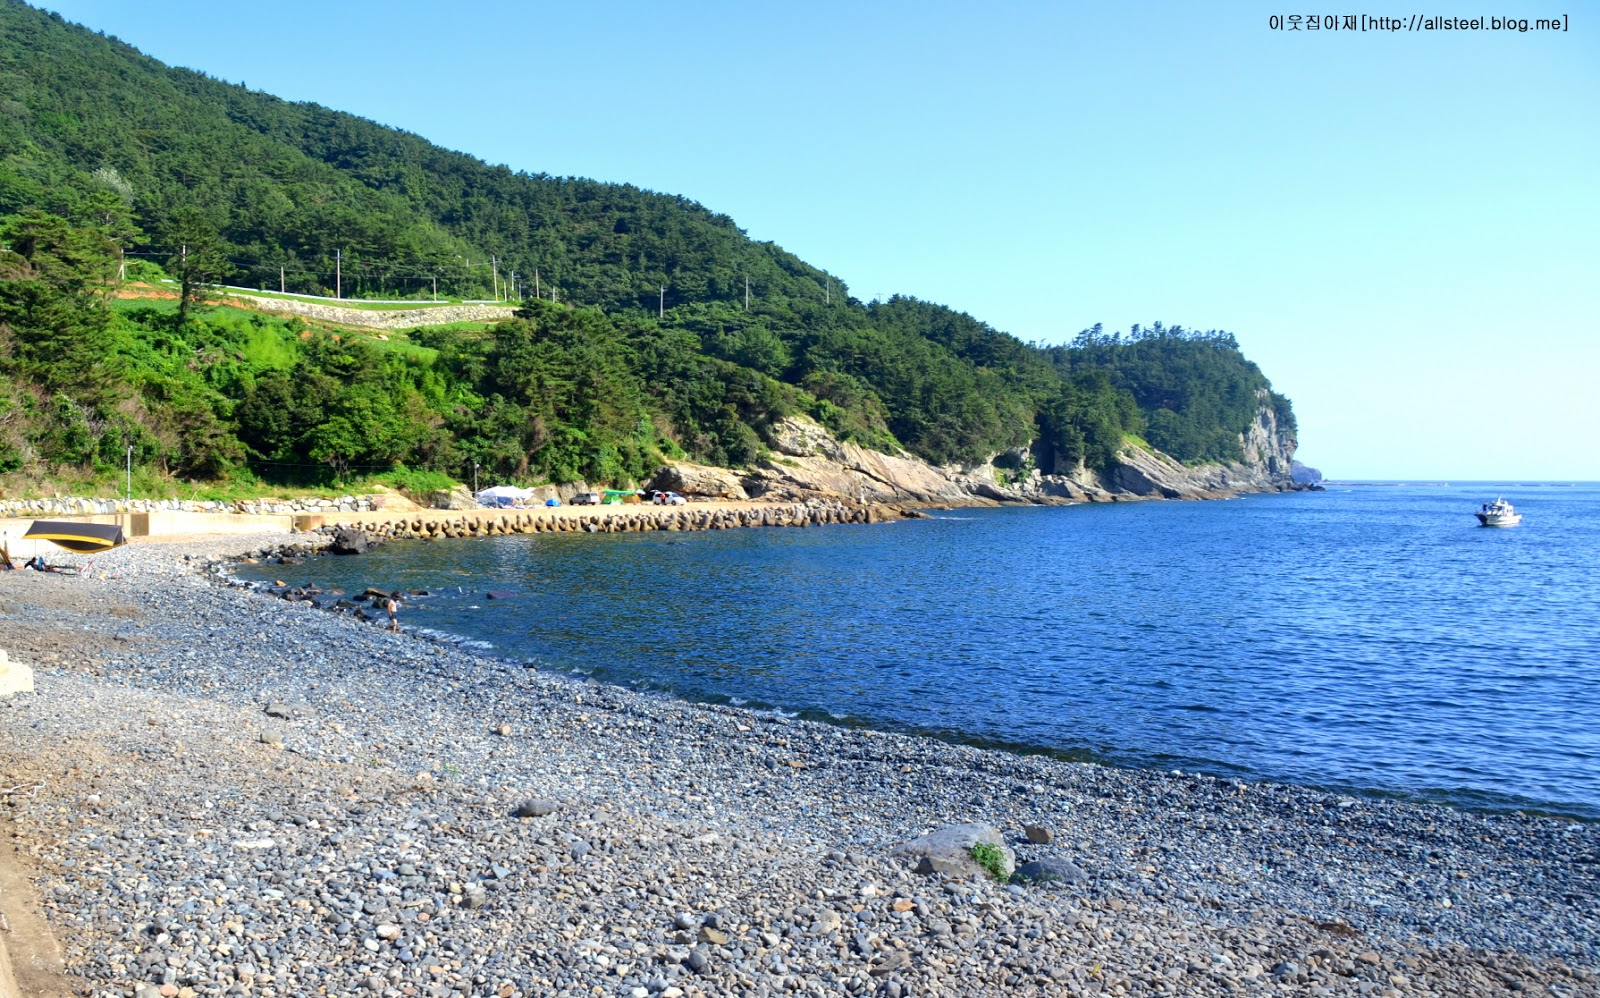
[161,206,231,325]
[0,209,117,399]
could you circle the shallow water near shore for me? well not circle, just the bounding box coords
[235,483,1600,817]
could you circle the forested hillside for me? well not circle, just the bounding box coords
[0,0,1294,494]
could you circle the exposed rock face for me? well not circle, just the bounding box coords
[743,418,982,505]
[521,480,590,504]
[647,463,749,500]
[724,395,1298,508]
[368,488,421,512]
[1292,460,1324,484]
[425,486,478,510]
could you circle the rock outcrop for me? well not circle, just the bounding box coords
[1292,460,1324,484]
[424,486,478,510]
[673,393,1299,508]
[646,464,749,500]
[741,418,988,506]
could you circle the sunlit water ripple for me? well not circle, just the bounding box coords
[234,483,1600,817]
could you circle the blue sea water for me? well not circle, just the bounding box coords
[234,484,1600,817]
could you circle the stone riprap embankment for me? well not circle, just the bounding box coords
[0,494,382,517]
[0,537,1594,998]
[218,294,516,330]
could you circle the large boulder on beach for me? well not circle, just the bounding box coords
[425,486,477,510]
[368,488,421,511]
[555,479,591,501]
[648,463,749,500]
[891,822,1014,880]
[327,527,371,555]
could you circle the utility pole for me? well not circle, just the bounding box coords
[125,445,132,504]
[534,269,540,298]
[431,274,437,301]
[825,279,830,305]
[336,249,342,299]
[744,276,750,312]
[280,265,285,294]
[659,285,665,319]
[492,256,499,301]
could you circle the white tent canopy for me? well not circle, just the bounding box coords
[475,485,534,501]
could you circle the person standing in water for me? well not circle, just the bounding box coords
[385,596,401,634]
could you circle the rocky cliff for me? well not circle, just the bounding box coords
[649,393,1300,507]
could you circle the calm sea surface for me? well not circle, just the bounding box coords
[235,484,1600,817]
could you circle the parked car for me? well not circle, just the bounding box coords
[652,491,687,506]
[569,492,601,505]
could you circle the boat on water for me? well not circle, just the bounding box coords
[1475,497,1522,527]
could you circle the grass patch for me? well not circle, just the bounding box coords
[967,842,1009,882]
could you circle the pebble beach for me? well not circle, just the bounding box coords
[0,534,1595,998]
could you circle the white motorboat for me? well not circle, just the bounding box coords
[1475,497,1522,527]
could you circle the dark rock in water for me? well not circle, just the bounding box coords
[362,587,391,600]
[328,528,372,555]
[513,799,557,818]
[486,590,517,600]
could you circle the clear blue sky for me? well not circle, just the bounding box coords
[34,0,1600,479]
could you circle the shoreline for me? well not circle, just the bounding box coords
[231,544,1596,825]
[0,476,1321,554]
[0,533,1594,996]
